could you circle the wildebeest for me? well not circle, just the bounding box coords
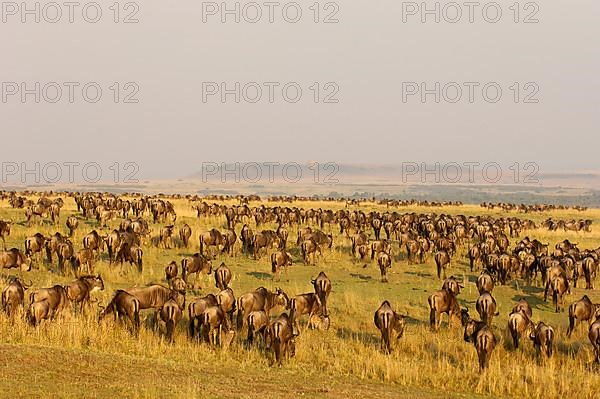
[0,220,11,250]
[127,283,185,328]
[199,228,227,258]
[590,314,600,363]
[165,261,178,281]
[567,295,600,337]
[160,298,183,343]
[236,287,289,330]
[428,286,461,331]
[434,250,451,279]
[99,290,141,334]
[104,230,121,265]
[508,308,534,349]
[312,271,332,318]
[463,312,497,371]
[188,293,219,339]
[159,225,174,249]
[529,322,554,358]
[377,252,392,283]
[70,248,95,276]
[181,253,212,286]
[82,230,104,258]
[1,276,32,316]
[301,239,321,265]
[216,287,236,323]
[512,298,533,319]
[0,248,32,274]
[116,243,143,273]
[29,284,69,319]
[441,276,463,296]
[476,291,499,326]
[179,223,192,248]
[214,262,232,290]
[265,313,297,365]
[247,310,269,345]
[24,233,45,262]
[200,305,235,348]
[373,300,406,354]
[476,270,495,295]
[27,299,51,326]
[289,292,321,334]
[271,251,292,281]
[65,274,104,312]
[66,216,79,237]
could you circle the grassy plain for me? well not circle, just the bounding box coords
[1,196,600,398]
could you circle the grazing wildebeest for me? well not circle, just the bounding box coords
[373,300,406,354]
[476,291,499,326]
[179,223,192,248]
[252,230,280,260]
[29,285,69,318]
[434,250,451,279]
[65,274,104,312]
[512,298,533,319]
[428,286,461,331]
[45,232,65,264]
[463,311,497,371]
[181,253,212,286]
[236,287,289,330]
[159,225,174,249]
[82,230,103,258]
[567,295,600,337]
[28,299,51,326]
[24,233,45,262]
[1,248,32,275]
[70,248,95,276]
[188,294,219,339]
[508,309,534,349]
[301,239,321,265]
[216,287,236,322]
[115,243,143,273]
[215,262,232,290]
[271,251,292,281]
[265,313,297,365]
[289,292,320,334]
[276,225,289,249]
[222,229,237,256]
[1,276,32,316]
[247,310,269,345]
[312,271,332,318]
[199,229,227,258]
[165,261,178,281]
[160,298,183,343]
[66,216,79,237]
[476,270,495,295]
[529,322,554,358]
[200,305,235,348]
[0,220,11,250]
[240,224,254,254]
[99,290,141,334]
[468,245,481,272]
[377,251,392,282]
[370,239,392,260]
[103,230,121,265]
[550,273,569,313]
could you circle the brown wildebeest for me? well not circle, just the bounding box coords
[247,310,269,345]
[289,292,321,334]
[66,216,79,237]
[428,287,461,331]
[240,224,254,254]
[265,313,296,365]
[1,276,32,316]
[70,248,95,276]
[252,230,280,260]
[104,230,121,265]
[222,229,237,256]
[550,274,569,313]
[1,248,32,275]
[56,240,74,273]
[99,290,141,334]
[476,270,495,295]
[181,253,212,287]
[301,239,321,265]
[165,261,178,281]
[271,251,292,282]
[159,225,174,249]
[529,322,554,358]
[28,299,51,327]
[468,245,481,272]
[127,284,185,330]
[441,276,464,296]
[476,291,499,326]
[312,271,332,318]
[512,298,533,319]
[0,220,11,250]
[236,287,289,330]
[160,298,183,343]
[30,285,69,319]
[567,295,600,337]
[463,311,497,371]
[215,262,232,290]
[82,230,103,258]
[179,223,192,248]
[188,294,219,339]
[24,233,45,262]
[377,251,392,282]
[508,309,534,349]
[200,305,235,348]
[116,243,143,273]
[276,225,288,249]
[434,250,451,279]
[373,300,406,354]
[590,315,600,363]
[45,232,65,264]
[65,274,104,312]
[199,228,226,258]
[216,288,236,323]
[370,239,392,260]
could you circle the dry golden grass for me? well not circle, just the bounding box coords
[1,196,600,398]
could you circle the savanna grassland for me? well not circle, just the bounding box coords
[1,195,600,399]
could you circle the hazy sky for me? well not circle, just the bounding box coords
[1,0,598,181]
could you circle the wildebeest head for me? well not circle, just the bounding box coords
[460,307,471,326]
[274,288,290,309]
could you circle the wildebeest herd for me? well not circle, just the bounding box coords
[1,190,600,372]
